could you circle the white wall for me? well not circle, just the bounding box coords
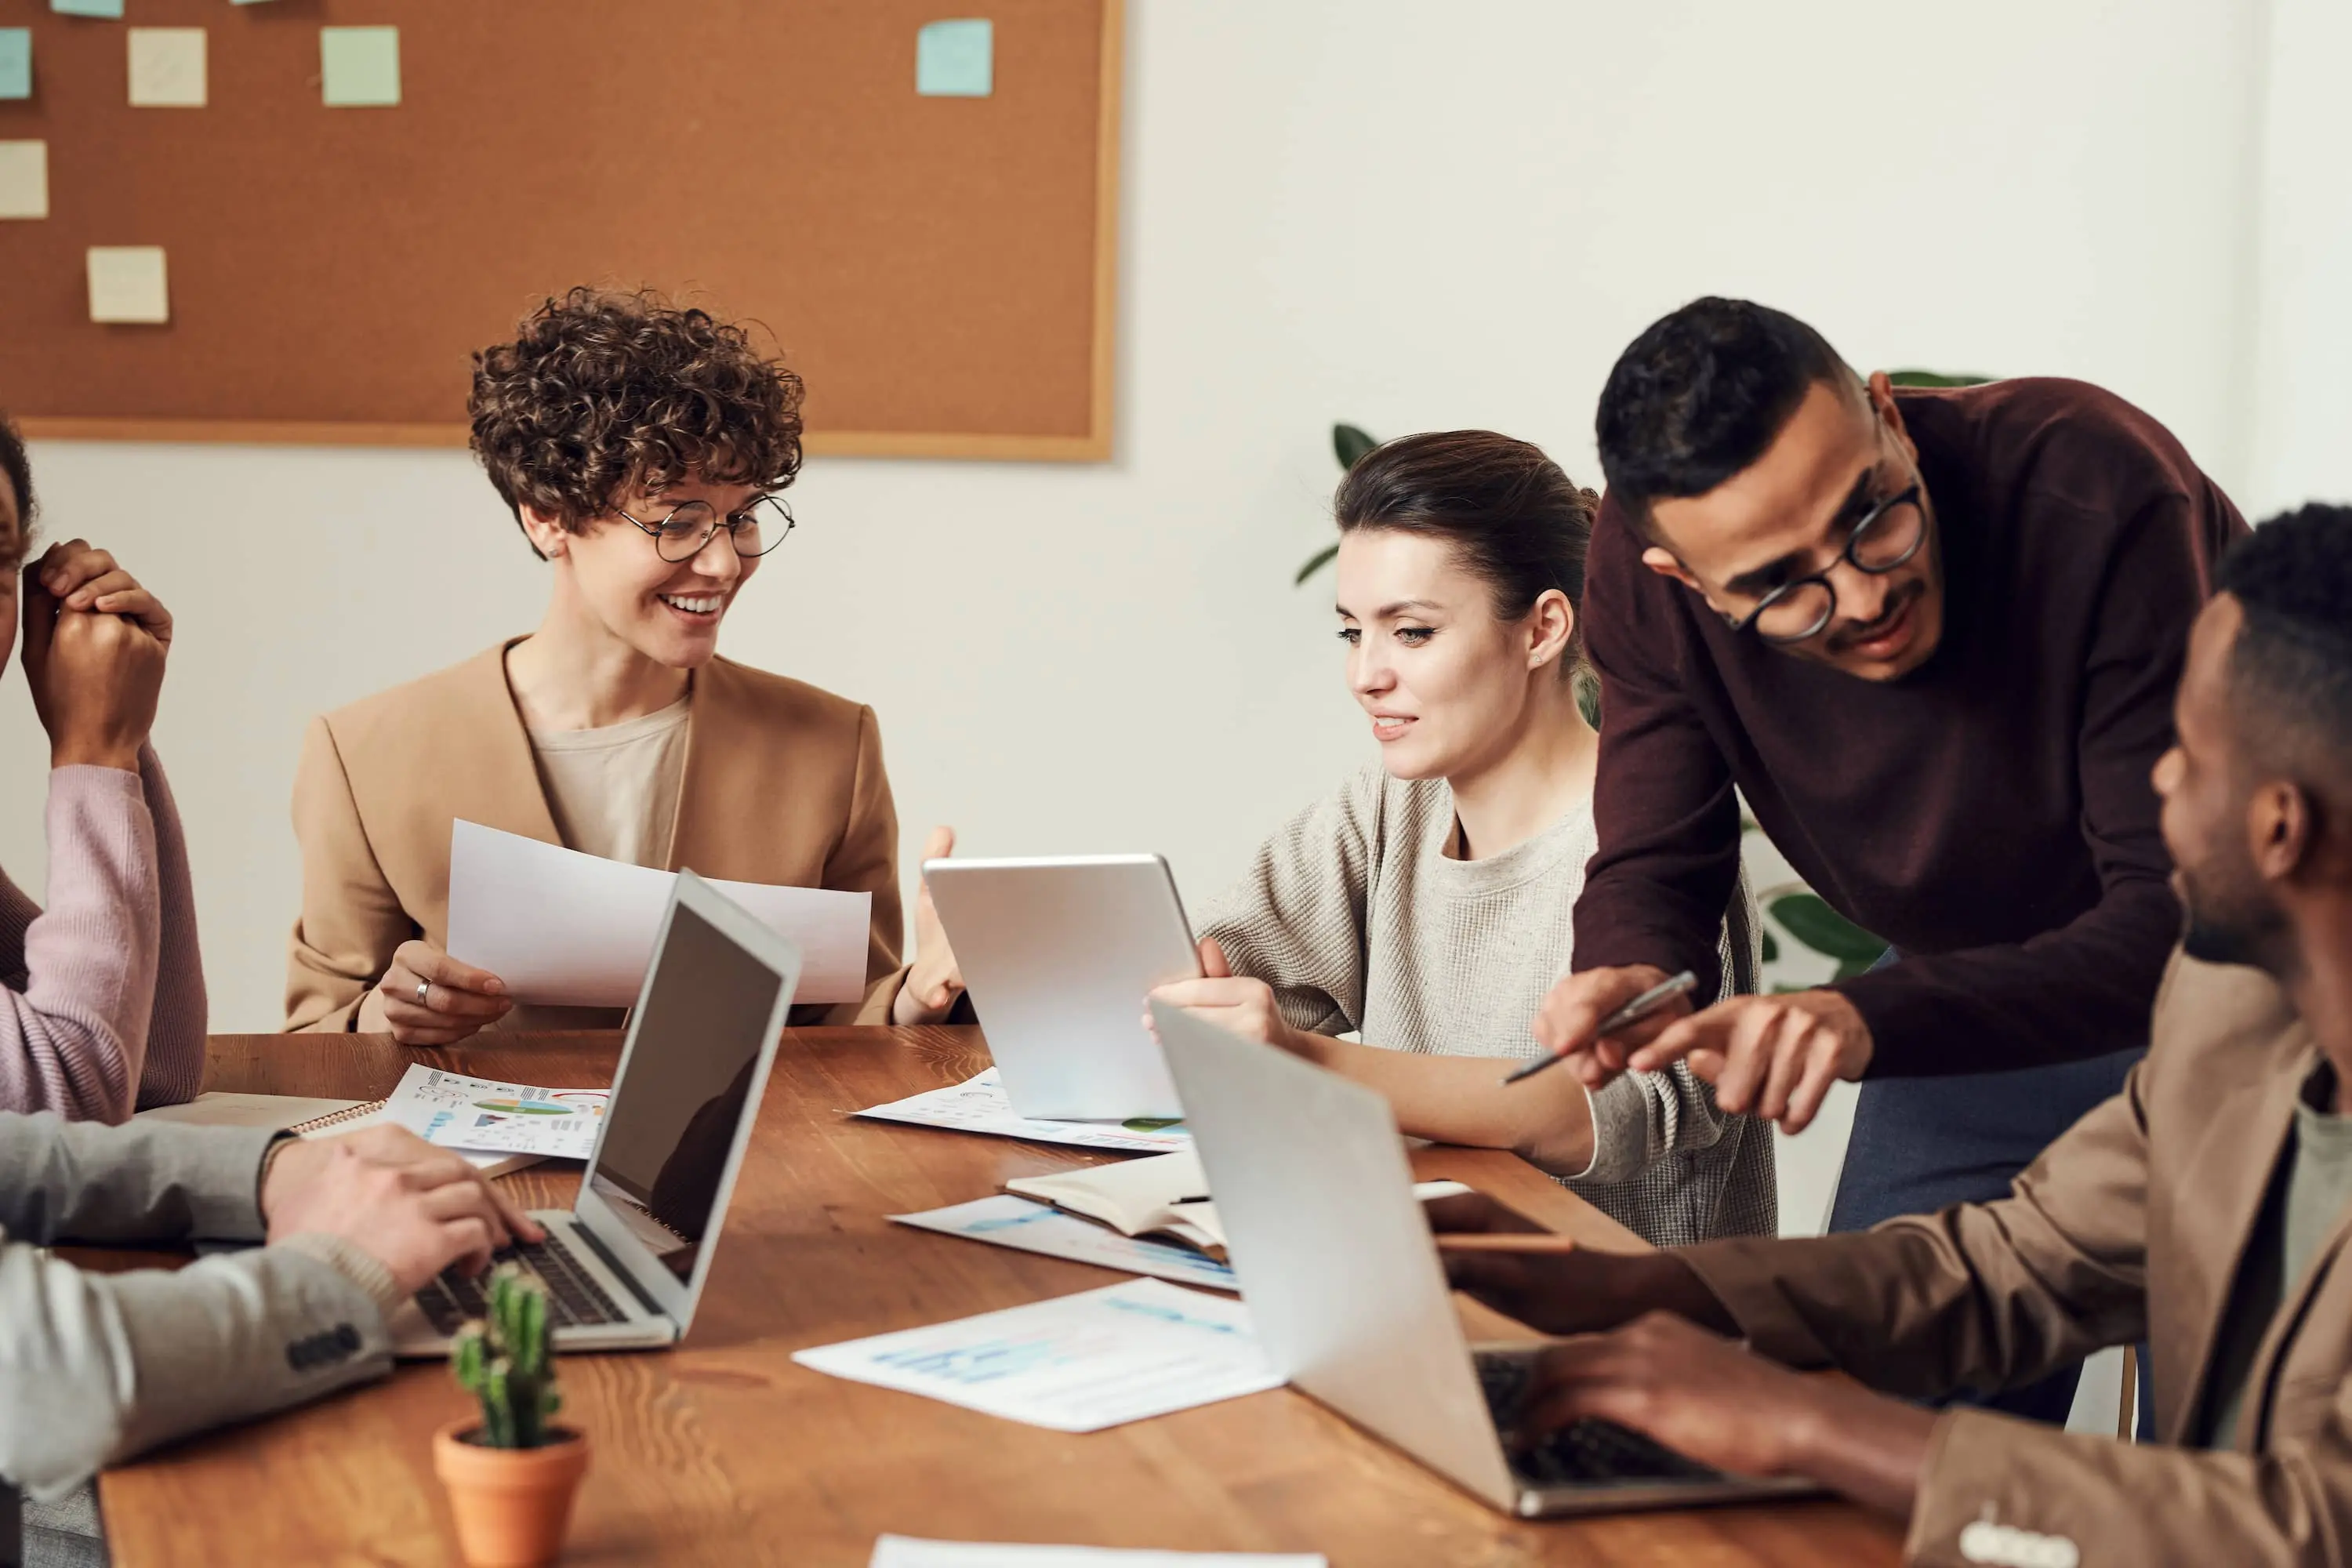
[2,1,2270,1040]
[2246,0,2352,517]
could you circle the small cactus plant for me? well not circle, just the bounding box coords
[451,1265,565,1450]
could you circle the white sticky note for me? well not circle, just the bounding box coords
[319,26,400,107]
[0,140,48,220]
[128,28,206,107]
[87,246,170,325]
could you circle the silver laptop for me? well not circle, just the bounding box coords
[389,871,800,1356]
[921,854,1199,1120]
[1149,998,1821,1518]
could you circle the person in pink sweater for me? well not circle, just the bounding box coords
[0,416,204,1120]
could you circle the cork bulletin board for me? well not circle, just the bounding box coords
[0,0,1122,460]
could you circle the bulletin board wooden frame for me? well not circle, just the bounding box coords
[2,2,1123,462]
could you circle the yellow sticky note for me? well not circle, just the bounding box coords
[128,28,206,108]
[320,26,399,107]
[0,140,48,220]
[87,246,170,324]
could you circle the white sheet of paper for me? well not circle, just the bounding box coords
[87,246,168,323]
[445,819,870,1006]
[793,1278,1278,1432]
[126,27,205,107]
[0,141,49,220]
[855,1069,1191,1154]
[891,1196,1240,1293]
[873,1540,1325,1568]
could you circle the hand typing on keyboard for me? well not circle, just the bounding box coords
[1490,1312,1936,1515]
[263,1123,544,1294]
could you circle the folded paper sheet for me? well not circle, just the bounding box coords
[446,820,870,1007]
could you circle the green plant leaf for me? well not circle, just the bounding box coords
[1765,891,1887,967]
[1760,927,1779,964]
[1333,423,1379,470]
[1294,541,1340,586]
[1884,369,1993,388]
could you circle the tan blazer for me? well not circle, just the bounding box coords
[285,643,906,1033]
[1680,952,2352,1566]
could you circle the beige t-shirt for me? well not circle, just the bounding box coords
[527,696,691,869]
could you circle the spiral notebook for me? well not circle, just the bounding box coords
[140,1085,553,1176]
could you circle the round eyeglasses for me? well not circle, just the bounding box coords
[615,495,796,563]
[1726,483,1927,645]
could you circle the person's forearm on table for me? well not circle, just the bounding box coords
[1290,1033,1597,1176]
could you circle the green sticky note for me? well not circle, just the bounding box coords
[916,19,992,97]
[52,0,125,18]
[321,26,399,107]
[0,31,30,100]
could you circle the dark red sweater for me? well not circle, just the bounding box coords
[1573,379,2245,1076]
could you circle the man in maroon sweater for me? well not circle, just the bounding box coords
[1538,298,2243,1420]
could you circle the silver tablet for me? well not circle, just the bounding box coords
[920,854,1200,1120]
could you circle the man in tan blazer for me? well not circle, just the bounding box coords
[1435,503,2352,1565]
[286,289,964,1038]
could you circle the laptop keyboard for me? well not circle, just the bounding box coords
[415,1234,630,1337]
[1475,1352,1721,1486]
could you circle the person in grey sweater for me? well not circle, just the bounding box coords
[1152,431,1772,1247]
[2,1112,539,1565]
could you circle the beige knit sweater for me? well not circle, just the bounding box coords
[1198,763,1774,1247]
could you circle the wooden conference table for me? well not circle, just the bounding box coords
[89,1026,1903,1566]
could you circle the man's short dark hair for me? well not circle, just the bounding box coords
[0,411,34,532]
[1594,297,1859,529]
[2218,503,2352,799]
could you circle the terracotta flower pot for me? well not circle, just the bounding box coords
[432,1420,590,1568]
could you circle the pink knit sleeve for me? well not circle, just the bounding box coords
[132,748,206,1108]
[0,765,163,1121]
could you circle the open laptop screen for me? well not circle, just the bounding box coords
[586,899,784,1281]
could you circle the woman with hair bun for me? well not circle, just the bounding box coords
[1153,430,1773,1246]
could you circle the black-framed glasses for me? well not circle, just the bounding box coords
[1725,483,1926,645]
[615,495,796,563]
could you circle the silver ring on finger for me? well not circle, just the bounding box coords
[416,978,431,1009]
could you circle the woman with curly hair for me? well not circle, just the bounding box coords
[284,290,957,1039]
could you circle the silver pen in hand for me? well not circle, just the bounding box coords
[1501,969,1700,1086]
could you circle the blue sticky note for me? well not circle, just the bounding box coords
[52,0,125,18]
[321,26,400,107]
[916,19,993,98]
[0,31,30,100]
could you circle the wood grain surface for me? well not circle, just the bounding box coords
[90,1027,1902,1566]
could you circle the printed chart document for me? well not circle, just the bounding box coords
[873,1539,1325,1568]
[445,819,869,1007]
[793,1278,1277,1432]
[308,1063,609,1167]
[891,1196,1240,1293]
[855,1069,1190,1155]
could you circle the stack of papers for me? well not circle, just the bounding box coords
[856,1069,1191,1155]
[793,1279,1278,1432]
[873,1541,1325,1568]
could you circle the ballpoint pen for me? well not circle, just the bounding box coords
[1499,969,1699,1086]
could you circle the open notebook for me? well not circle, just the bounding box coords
[1004,1150,1468,1258]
